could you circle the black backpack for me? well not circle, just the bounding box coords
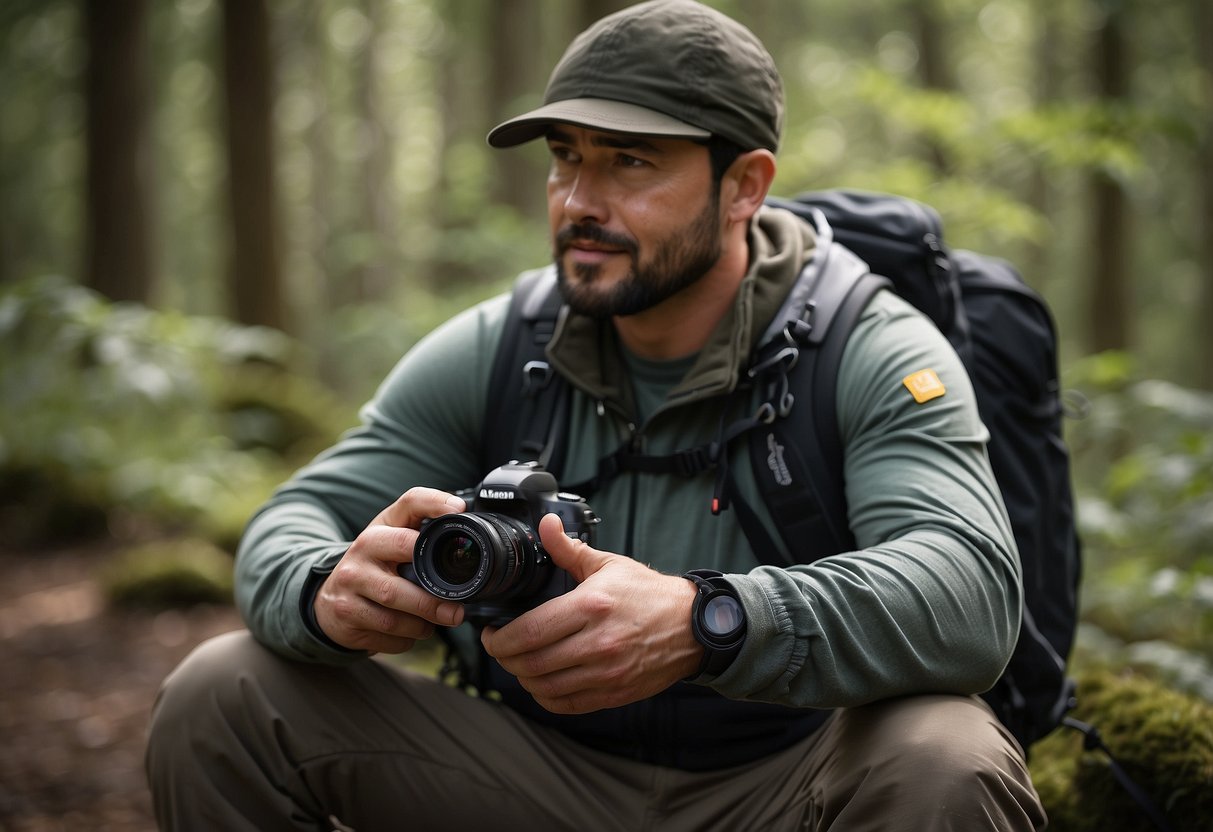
[480,189,1082,750]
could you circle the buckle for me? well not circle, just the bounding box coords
[673,444,718,476]
[748,345,799,379]
[522,360,553,396]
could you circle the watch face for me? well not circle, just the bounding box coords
[703,594,745,638]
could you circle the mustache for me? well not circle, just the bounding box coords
[554,223,638,257]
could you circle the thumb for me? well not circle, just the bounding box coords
[539,512,612,583]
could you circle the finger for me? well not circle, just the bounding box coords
[347,600,439,642]
[525,678,639,716]
[484,622,585,678]
[355,523,419,567]
[329,547,464,626]
[368,563,465,627]
[375,486,466,530]
[538,513,614,583]
[398,578,465,627]
[341,628,424,656]
[315,585,445,652]
[480,595,587,659]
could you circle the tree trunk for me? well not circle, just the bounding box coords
[220,0,287,331]
[1086,3,1132,354]
[575,0,631,32]
[488,0,545,217]
[353,0,393,306]
[83,0,154,303]
[909,0,952,175]
[1197,0,1213,389]
[1024,0,1063,293]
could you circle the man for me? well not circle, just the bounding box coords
[146,2,1046,829]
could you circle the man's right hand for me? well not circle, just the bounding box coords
[313,487,467,654]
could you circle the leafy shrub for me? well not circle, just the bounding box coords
[1063,353,1213,699]
[0,276,354,547]
[1066,352,1213,567]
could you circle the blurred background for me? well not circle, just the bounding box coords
[1,0,1211,829]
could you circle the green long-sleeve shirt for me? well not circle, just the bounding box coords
[235,206,1021,717]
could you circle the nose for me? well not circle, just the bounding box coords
[559,167,608,226]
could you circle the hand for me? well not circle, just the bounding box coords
[481,513,703,714]
[313,487,467,654]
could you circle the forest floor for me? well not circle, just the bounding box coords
[0,542,243,832]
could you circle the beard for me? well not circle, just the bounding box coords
[553,190,723,319]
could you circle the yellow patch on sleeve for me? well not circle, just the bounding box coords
[903,368,946,404]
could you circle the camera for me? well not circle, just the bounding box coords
[401,462,599,627]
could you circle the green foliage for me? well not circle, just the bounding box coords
[1067,352,1213,565]
[0,276,354,547]
[1063,353,1213,699]
[1030,667,1213,832]
[102,537,234,609]
[318,269,518,403]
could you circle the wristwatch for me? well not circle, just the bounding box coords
[683,569,747,680]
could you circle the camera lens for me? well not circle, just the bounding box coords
[433,532,481,585]
[413,513,543,602]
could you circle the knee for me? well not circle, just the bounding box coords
[852,695,1025,781]
[147,631,262,749]
[828,695,1044,828]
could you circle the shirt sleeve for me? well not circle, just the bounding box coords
[233,294,509,663]
[711,290,1023,707]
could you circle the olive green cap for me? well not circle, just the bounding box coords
[487,0,784,152]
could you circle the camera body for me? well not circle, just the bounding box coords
[402,462,599,627]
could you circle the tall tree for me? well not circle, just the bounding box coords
[83,0,154,303]
[352,0,394,305]
[1025,0,1064,292]
[488,0,545,217]
[575,0,631,32]
[909,0,953,175]
[1085,0,1132,354]
[1197,0,1213,389]
[220,0,287,330]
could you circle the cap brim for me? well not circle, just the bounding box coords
[487,98,711,148]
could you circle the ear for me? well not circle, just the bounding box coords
[722,149,777,225]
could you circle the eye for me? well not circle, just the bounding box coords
[548,144,579,164]
[616,153,649,168]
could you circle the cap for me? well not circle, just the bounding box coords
[487,0,783,152]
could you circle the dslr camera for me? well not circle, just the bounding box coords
[402,462,599,627]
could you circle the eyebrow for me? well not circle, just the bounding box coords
[546,128,664,154]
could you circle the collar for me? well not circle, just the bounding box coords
[545,205,816,413]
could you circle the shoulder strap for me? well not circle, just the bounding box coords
[480,267,570,474]
[740,230,888,566]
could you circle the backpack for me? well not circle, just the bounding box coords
[480,188,1082,750]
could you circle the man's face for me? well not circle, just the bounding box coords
[546,126,724,319]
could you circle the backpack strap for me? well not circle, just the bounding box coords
[739,224,889,566]
[480,267,570,474]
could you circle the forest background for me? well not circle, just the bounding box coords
[1,0,1212,829]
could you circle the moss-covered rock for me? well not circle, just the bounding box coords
[101,538,234,609]
[216,365,353,459]
[1030,667,1213,831]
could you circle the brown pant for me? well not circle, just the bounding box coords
[145,631,1046,831]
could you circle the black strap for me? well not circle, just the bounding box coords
[480,268,569,473]
[741,246,889,566]
[1062,717,1178,832]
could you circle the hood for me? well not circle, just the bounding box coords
[545,205,816,412]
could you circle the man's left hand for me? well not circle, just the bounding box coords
[480,513,703,714]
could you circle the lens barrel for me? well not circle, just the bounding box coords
[413,513,541,602]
